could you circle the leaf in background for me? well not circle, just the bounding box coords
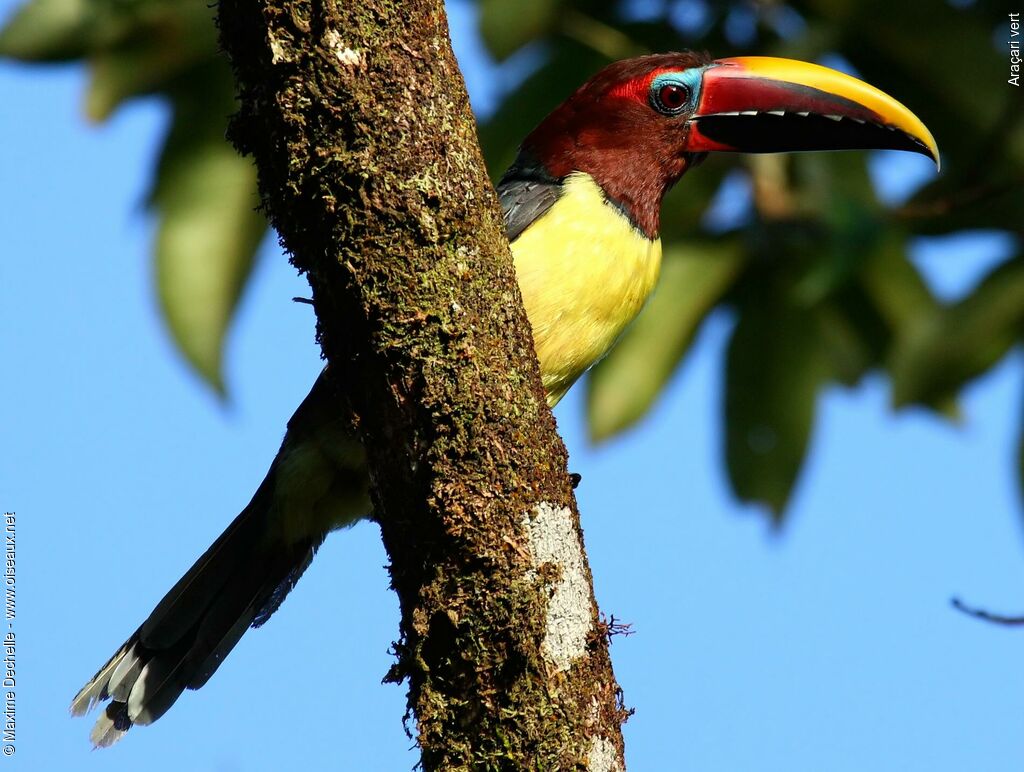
[0,0,100,62]
[84,2,219,121]
[791,152,883,305]
[810,299,875,387]
[587,239,744,441]
[2,0,264,392]
[891,255,1024,408]
[724,292,830,520]
[1,1,221,118]
[851,233,959,416]
[899,171,1024,237]
[150,66,267,394]
[660,156,734,238]
[856,233,936,343]
[478,0,558,61]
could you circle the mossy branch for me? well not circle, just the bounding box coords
[216,0,627,767]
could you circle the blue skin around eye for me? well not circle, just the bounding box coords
[650,68,705,114]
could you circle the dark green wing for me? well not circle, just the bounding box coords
[498,154,562,244]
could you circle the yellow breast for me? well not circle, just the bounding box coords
[511,172,662,406]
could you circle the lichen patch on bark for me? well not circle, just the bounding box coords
[589,736,625,772]
[524,502,593,672]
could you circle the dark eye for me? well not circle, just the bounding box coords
[652,83,689,115]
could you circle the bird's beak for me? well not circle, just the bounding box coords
[684,57,939,168]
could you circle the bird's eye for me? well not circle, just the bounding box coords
[652,83,689,115]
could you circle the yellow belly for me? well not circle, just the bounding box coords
[511,173,662,406]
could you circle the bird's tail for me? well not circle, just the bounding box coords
[70,370,368,747]
[69,466,325,747]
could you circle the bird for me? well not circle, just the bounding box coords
[70,52,938,746]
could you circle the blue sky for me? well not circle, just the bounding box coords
[3,1,1024,770]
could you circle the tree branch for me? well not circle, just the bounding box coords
[216,1,627,767]
[951,597,1024,626]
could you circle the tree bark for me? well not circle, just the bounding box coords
[216,1,628,768]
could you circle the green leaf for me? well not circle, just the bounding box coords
[151,69,266,394]
[86,42,179,121]
[852,234,959,416]
[660,156,733,238]
[899,172,1024,237]
[0,0,100,61]
[724,292,830,520]
[891,255,1024,408]
[478,0,557,61]
[587,239,745,441]
[810,299,875,387]
[856,233,937,343]
[84,3,219,121]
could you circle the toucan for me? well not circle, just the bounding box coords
[71,52,938,746]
